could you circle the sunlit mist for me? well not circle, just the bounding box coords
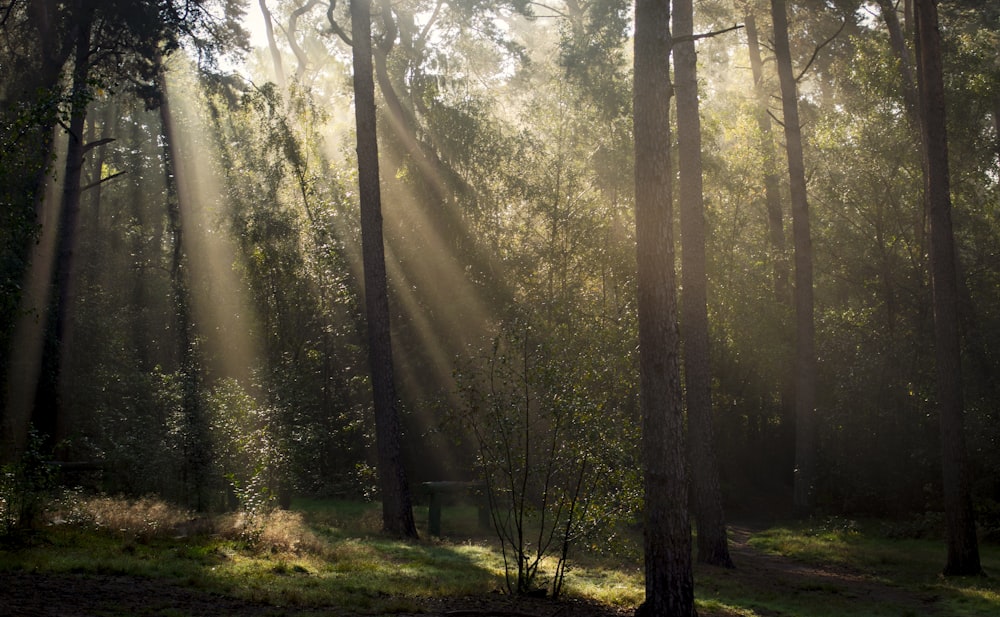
[162,60,262,388]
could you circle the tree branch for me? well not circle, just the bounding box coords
[82,137,115,154]
[795,17,847,83]
[415,0,445,50]
[673,23,744,45]
[326,0,353,46]
[81,169,126,192]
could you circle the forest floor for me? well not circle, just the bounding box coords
[1,523,973,617]
[0,570,628,617]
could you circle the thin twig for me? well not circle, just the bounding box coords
[795,17,847,82]
[673,23,744,45]
[81,170,126,192]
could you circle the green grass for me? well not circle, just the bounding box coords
[2,498,1000,616]
[729,518,1000,616]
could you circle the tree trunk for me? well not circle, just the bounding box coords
[257,0,287,88]
[31,12,93,453]
[674,0,733,569]
[743,8,789,304]
[350,0,418,539]
[744,5,796,476]
[913,0,982,577]
[878,0,919,121]
[632,0,695,613]
[771,0,818,515]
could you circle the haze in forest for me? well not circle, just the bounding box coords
[1,0,998,612]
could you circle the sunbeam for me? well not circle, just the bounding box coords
[162,60,262,389]
[0,141,65,459]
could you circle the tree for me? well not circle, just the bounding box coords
[349,0,418,538]
[257,0,287,88]
[913,0,982,576]
[771,0,817,514]
[3,0,247,461]
[673,0,733,568]
[633,0,695,612]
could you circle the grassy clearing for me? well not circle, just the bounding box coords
[738,518,1000,616]
[2,497,1000,616]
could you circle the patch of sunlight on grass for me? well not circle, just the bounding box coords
[926,575,1000,617]
[696,598,764,617]
[748,524,861,567]
[561,562,643,607]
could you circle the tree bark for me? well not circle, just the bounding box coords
[674,0,733,569]
[257,0,287,88]
[878,0,919,121]
[743,8,789,304]
[31,10,93,453]
[632,0,695,613]
[771,0,817,514]
[913,0,982,577]
[350,0,418,539]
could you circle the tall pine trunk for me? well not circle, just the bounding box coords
[771,0,817,514]
[32,12,94,453]
[913,0,981,576]
[633,0,695,613]
[674,0,733,569]
[350,0,418,539]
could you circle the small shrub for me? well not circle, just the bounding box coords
[0,430,55,538]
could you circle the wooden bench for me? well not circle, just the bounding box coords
[420,481,490,536]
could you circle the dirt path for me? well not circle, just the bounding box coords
[705,526,942,616]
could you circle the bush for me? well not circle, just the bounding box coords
[0,430,55,539]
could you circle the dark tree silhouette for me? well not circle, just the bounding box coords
[674,0,733,569]
[632,0,695,612]
[349,0,418,539]
[771,0,817,514]
[913,0,982,577]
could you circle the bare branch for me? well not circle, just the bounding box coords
[326,0,352,46]
[81,170,126,192]
[415,0,445,49]
[526,1,569,19]
[82,137,115,154]
[673,23,744,45]
[795,17,847,83]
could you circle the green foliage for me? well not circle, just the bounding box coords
[454,317,638,597]
[208,378,287,544]
[0,431,55,538]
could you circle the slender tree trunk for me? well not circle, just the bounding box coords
[633,0,695,613]
[674,0,733,569]
[913,0,982,577]
[350,0,418,539]
[258,0,287,88]
[287,0,321,81]
[771,0,817,514]
[744,6,796,475]
[743,9,789,304]
[31,12,93,453]
[878,0,919,121]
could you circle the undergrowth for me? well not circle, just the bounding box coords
[2,496,1000,617]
